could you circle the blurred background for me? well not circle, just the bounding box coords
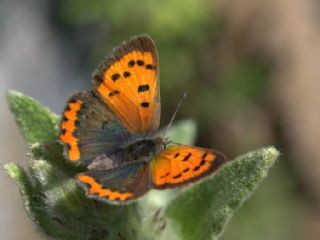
[1,0,320,239]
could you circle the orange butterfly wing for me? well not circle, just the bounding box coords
[150,145,227,188]
[92,35,160,135]
[60,99,83,160]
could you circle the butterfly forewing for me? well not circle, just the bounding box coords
[92,35,160,135]
[150,145,227,188]
[59,91,129,162]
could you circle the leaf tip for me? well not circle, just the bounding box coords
[262,146,280,166]
[265,146,280,157]
[6,90,23,104]
[3,162,22,179]
[7,89,21,97]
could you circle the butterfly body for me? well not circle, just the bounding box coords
[60,35,226,204]
[118,138,164,162]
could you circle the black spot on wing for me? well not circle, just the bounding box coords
[160,172,170,179]
[199,159,206,166]
[202,152,208,160]
[146,64,156,70]
[108,90,120,97]
[128,60,135,67]
[172,173,182,179]
[141,102,149,108]
[123,71,131,78]
[183,167,190,173]
[182,152,192,162]
[111,73,120,82]
[138,84,150,93]
[193,165,201,171]
[137,60,145,66]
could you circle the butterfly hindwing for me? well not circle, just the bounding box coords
[77,159,151,204]
[59,90,129,163]
[92,34,160,135]
[150,145,227,189]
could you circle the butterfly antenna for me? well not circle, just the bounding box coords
[163,91,188,137]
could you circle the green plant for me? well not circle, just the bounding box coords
[3,90,279,240]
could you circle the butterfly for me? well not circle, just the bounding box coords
[59,34,227,204]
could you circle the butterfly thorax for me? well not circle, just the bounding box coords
[124,137,164,162]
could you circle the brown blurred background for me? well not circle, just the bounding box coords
[1,0,320,239]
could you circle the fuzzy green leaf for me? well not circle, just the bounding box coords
[5,90,279,240]
[162,147,279,240]
[3,163,37,223]
[7,90,59,144]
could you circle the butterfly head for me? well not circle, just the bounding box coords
[153,135,169,149]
